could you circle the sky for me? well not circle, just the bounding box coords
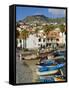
[16,6,66,21]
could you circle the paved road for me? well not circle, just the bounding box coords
[16,50,32,84]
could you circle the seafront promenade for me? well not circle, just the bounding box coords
[16,50,39,83]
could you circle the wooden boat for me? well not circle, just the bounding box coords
[36,59,57,67]
[36,63,65,75]
[54,77,65,81]
[24,54,39,60]
[38,76,55,82]
[37,76,65,82]
[38,63,65,71]
[36,69,58,75]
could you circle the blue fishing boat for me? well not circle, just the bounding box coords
[36,59,57,66]
[36,69,58,75]
[37,75,65,82]
[37,76,55,83]
[39,63,65,72]
[36,63,65,75]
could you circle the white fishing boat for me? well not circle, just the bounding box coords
[24,54,38,60]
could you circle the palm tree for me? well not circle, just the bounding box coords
[43,24,55,48]
[43,24,54,35]
[59,24,66,45]
[35,28,39,36]
[49,24,55,31]
[43,25,48,35]
[59,24,65,34]
[21,29,29,49]
[16,30,20,38]
[16,30,20,47]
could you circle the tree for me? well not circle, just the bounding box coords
[43,24,55,48]
[35,28,39,36]
[21,29,29,49]
[43,24,54,35]
[16,30,20,39]
[16,23,20,27]
[43,25,49,35]
[59,24,65,33]
[59,24,66,45]
[16,30,20,47]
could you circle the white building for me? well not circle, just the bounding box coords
[17,34,46,50]
[46,28,66,48]
[16,28,66,49]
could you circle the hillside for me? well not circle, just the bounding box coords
[17,15,65,24]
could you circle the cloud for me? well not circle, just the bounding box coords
[48,9,66,17]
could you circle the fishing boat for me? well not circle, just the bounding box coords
[21,52,39,60]
[37,76,55,82]
[36,59,57,67]
[36,63,65,75]
[24,54,39,60]
[36,69,58,75]
[37,75,65,82]
[54,77,65,81]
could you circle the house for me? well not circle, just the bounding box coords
[46,28,66,48]
[17,33,46,50]
[16,27,66,50]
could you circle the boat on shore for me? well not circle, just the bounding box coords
[54,77,65,81]
[36,69,58,75]
[37,75,65,82]
[36,63,65,75]
[36,59,57,67]
[23,54,39,60]
[37,76,55,82]
[20,51,39,60]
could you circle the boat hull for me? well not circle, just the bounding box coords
[37,63,65,72]
[36,69,58,75]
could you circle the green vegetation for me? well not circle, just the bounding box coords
[19,15,65,24]
[16,30,20,38]
[48,17,65,23]
[59,24,66,33]
[43,24,55,35]
[21,29,29,49]
[16,15,66,49]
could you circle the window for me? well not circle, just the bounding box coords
[51,38,53,41]
[20,39,22,43]
[38,44,40,46]
[49,43,51,46]
[43,45,45,49]
[46,44,48,47]
[47,38,49,41]
[40,44,42,48]
[56,39,59,41]
[38,38,41,42]
[57,43,58,46]
[43,39,45,42]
